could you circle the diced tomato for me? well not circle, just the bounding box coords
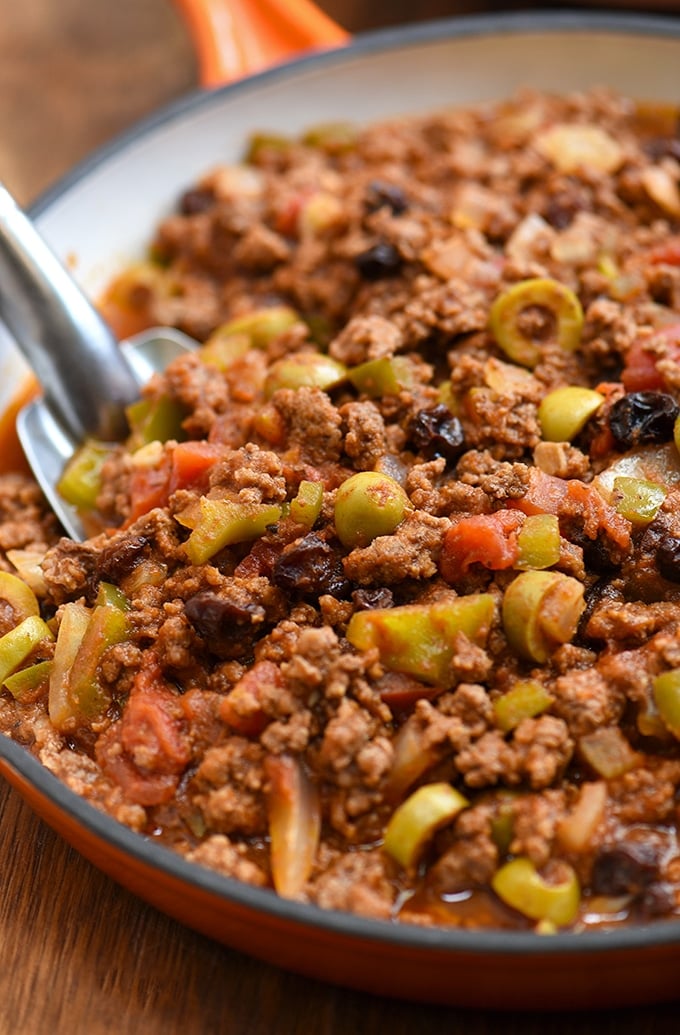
[565,480,631,551]
[511,469,631,552]
[96,724,179,806]
[589,382,624,459]
[647,238,680,266]
[95,654,191,806]
[124,441,222,526]
[169,441,222,494]
[440,510,524,583]
[622,324,680,393]
[273,189,313,238]
[622,340,666,392]
[218,659,281,736]
[125,458,172,525]
[510,468,569,516]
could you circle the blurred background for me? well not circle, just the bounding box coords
[0,0,678,204]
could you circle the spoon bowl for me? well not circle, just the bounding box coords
[0,183,196,540]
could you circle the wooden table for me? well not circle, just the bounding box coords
[1,2,680,1031]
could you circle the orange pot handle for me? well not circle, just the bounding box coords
[173,0,350,88]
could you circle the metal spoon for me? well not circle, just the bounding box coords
[0,182,195,540]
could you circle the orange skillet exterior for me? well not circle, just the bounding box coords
[2,750,680,1010]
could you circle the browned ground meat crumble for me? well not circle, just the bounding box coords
[2,87,680,932]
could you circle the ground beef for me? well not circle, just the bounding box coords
[552,668,626,738]
[2,86,680,936]
[342,510,450,585]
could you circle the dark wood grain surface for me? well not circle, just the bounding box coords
[1,2,680,1032]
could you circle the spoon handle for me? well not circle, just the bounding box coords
[0,182,139,442]
[173,0,348,88]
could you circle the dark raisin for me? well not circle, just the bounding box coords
[542,181,592,230]
[355,242,403,280]
[95,535,148,585]
[639,881,676,919]
[409,404,465,462]
[656,536,680,582]
[608,391,680,449]
[185,591,266,658]
[364,180,408,215]
[591,842,660,897]
[272,533,351,599]
[352,587,394,610]
[179,187,217,215]
[580,537,620,576]
[644,138,680,163]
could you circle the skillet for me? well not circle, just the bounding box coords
[1,3,680,1009]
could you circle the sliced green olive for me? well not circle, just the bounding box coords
[245,132,293,163]
[491,856,580,927]
[489,792,517,854]
[48,602,91,731]
[264,353,347,398]
[538,386,604,442]
[493,680,554,733]
[346,593,495,688]
[290,480,324,527]
[383,782,469,871]
[0,615,54,686]
[184,498,282,565]
[64,603,129,724]
[214,306,300,350]
[347,356,414,398]
[612,476,666,526]
[0,570,40,621]
[198,331,251,371]
[57,439,112,510]
[515,514,561,571]
[489,278,584,368]
[95,581,131,612]
[3,659,52,700]
[126,395,187,449]
[653,669,680,739]
[334,471,411,549]
[502,571,585,663]
[301,121,357,153]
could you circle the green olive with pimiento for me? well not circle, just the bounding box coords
[334,471,412,549]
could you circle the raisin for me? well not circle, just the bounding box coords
[355,242,403,280]
[179,187,217,215]
[644,138,680,163]
[95,535,149,585]
[591,842,660,897]
[409,404,465,462]
[185,591,266,658]
[608,391,680,449]
[272,533,351,599]
[364,180,408,215]
[656,536,680,582]
[639,881,676,919]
